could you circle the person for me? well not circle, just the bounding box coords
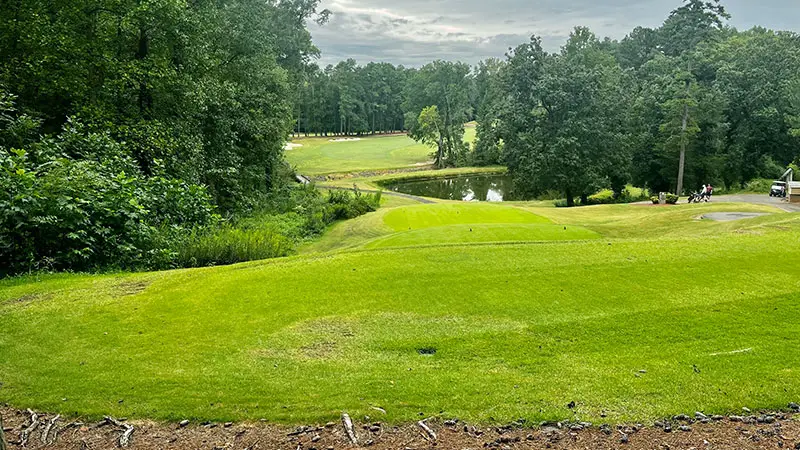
[706,184,713,201]
[700,184,707,199]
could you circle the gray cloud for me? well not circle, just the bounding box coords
[309,0,800,67]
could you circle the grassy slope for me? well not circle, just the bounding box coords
[2,203,800,426]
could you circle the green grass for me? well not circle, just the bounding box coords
[364,223,600,249]
[382,203,549,231]
[286,130,478,177]
[2,202,800,426]
[286,135,432,176]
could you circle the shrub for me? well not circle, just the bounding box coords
[651,196,660,204]
[172,186,382,268]
[0,145,216,276]
[665,193,679,204]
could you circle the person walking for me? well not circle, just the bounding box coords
[706,184,713,201]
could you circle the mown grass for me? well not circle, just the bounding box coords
[364,223,600,248]
[286,135,432,176]
[2,202,800,426]
[286,130,478,177]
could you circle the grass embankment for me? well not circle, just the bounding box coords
[2,202,800,425]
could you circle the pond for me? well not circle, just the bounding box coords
[383,173,524,202]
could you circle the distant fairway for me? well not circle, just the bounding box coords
[285,135,432,175]
[285,128,477,176]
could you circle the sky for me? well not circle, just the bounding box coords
[308,0,800,67]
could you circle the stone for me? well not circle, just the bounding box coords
[224,422,233,428]
[789,403,800,411]
[695,412,708,420]
[729,416,744,422]
[679,426,692,432]
[743,407,752,413]
[619,433,629,444]
[674,414,691,421]
[711,415,725,421]
[312,435,321,442]
[757,415,776,424]
[179,420,190,428]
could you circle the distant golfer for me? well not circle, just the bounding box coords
[707,184,713,200]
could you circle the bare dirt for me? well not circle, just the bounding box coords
[3,407,800,450]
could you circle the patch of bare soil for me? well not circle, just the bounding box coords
[110,280,151,298]
[3,407,800,450]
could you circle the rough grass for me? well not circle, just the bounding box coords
[2,202,800,426]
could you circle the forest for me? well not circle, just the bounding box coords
[2,0,799,273]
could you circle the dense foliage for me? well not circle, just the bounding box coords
[476,0,800,201]
[0,0,330,275]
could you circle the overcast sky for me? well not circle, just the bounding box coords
[308,0,800,67]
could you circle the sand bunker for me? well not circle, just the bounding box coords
[284,143,303,150]
[329,138,362,142]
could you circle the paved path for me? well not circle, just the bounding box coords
[702,212,770,222]
[712,194,800,212]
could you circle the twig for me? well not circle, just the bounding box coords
[41,414,60,445]
[417,420,437,441]
[0,412,7,450]
[20,409,40,447]
[103,416,134,447]
[341,413,358,445]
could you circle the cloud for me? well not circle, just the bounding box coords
[309,0,800,66]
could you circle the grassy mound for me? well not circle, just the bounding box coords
[383,203,549,231]
[364,223,599,248]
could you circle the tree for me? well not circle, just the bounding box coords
[404,61,473,168]
[473,58,507,165]
[502,30,629,206]
[659,0,730,57]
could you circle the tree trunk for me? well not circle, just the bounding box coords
[136,26,151,116]
[676,102,689,195]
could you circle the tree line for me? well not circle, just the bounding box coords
[297,0,800,202]
[485,0,800,204]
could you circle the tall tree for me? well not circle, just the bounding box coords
[502,29,629,205]
[404,61,473,168]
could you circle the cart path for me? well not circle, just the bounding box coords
[713,194,800,212]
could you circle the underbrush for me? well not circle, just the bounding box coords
[174,185,381,267]
[554,186,650,207]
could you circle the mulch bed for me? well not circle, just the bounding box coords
[2,407,799,450]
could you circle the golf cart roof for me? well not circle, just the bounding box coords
[773,181,786,185]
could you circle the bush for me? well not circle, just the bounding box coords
[665,193,679,204]
[172,185,382,268]
[0,146,216,276]
[651,196,660,204]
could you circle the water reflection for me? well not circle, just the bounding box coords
[385,174,523,202]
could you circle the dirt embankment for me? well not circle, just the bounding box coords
[2,407,800,450]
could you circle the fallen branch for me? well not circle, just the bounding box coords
[20,409,40,447]
[0,413,7,450]
[341,413,358,445]
[103,416,134,447]
[417,420,437,441]
[41,414,61,445]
